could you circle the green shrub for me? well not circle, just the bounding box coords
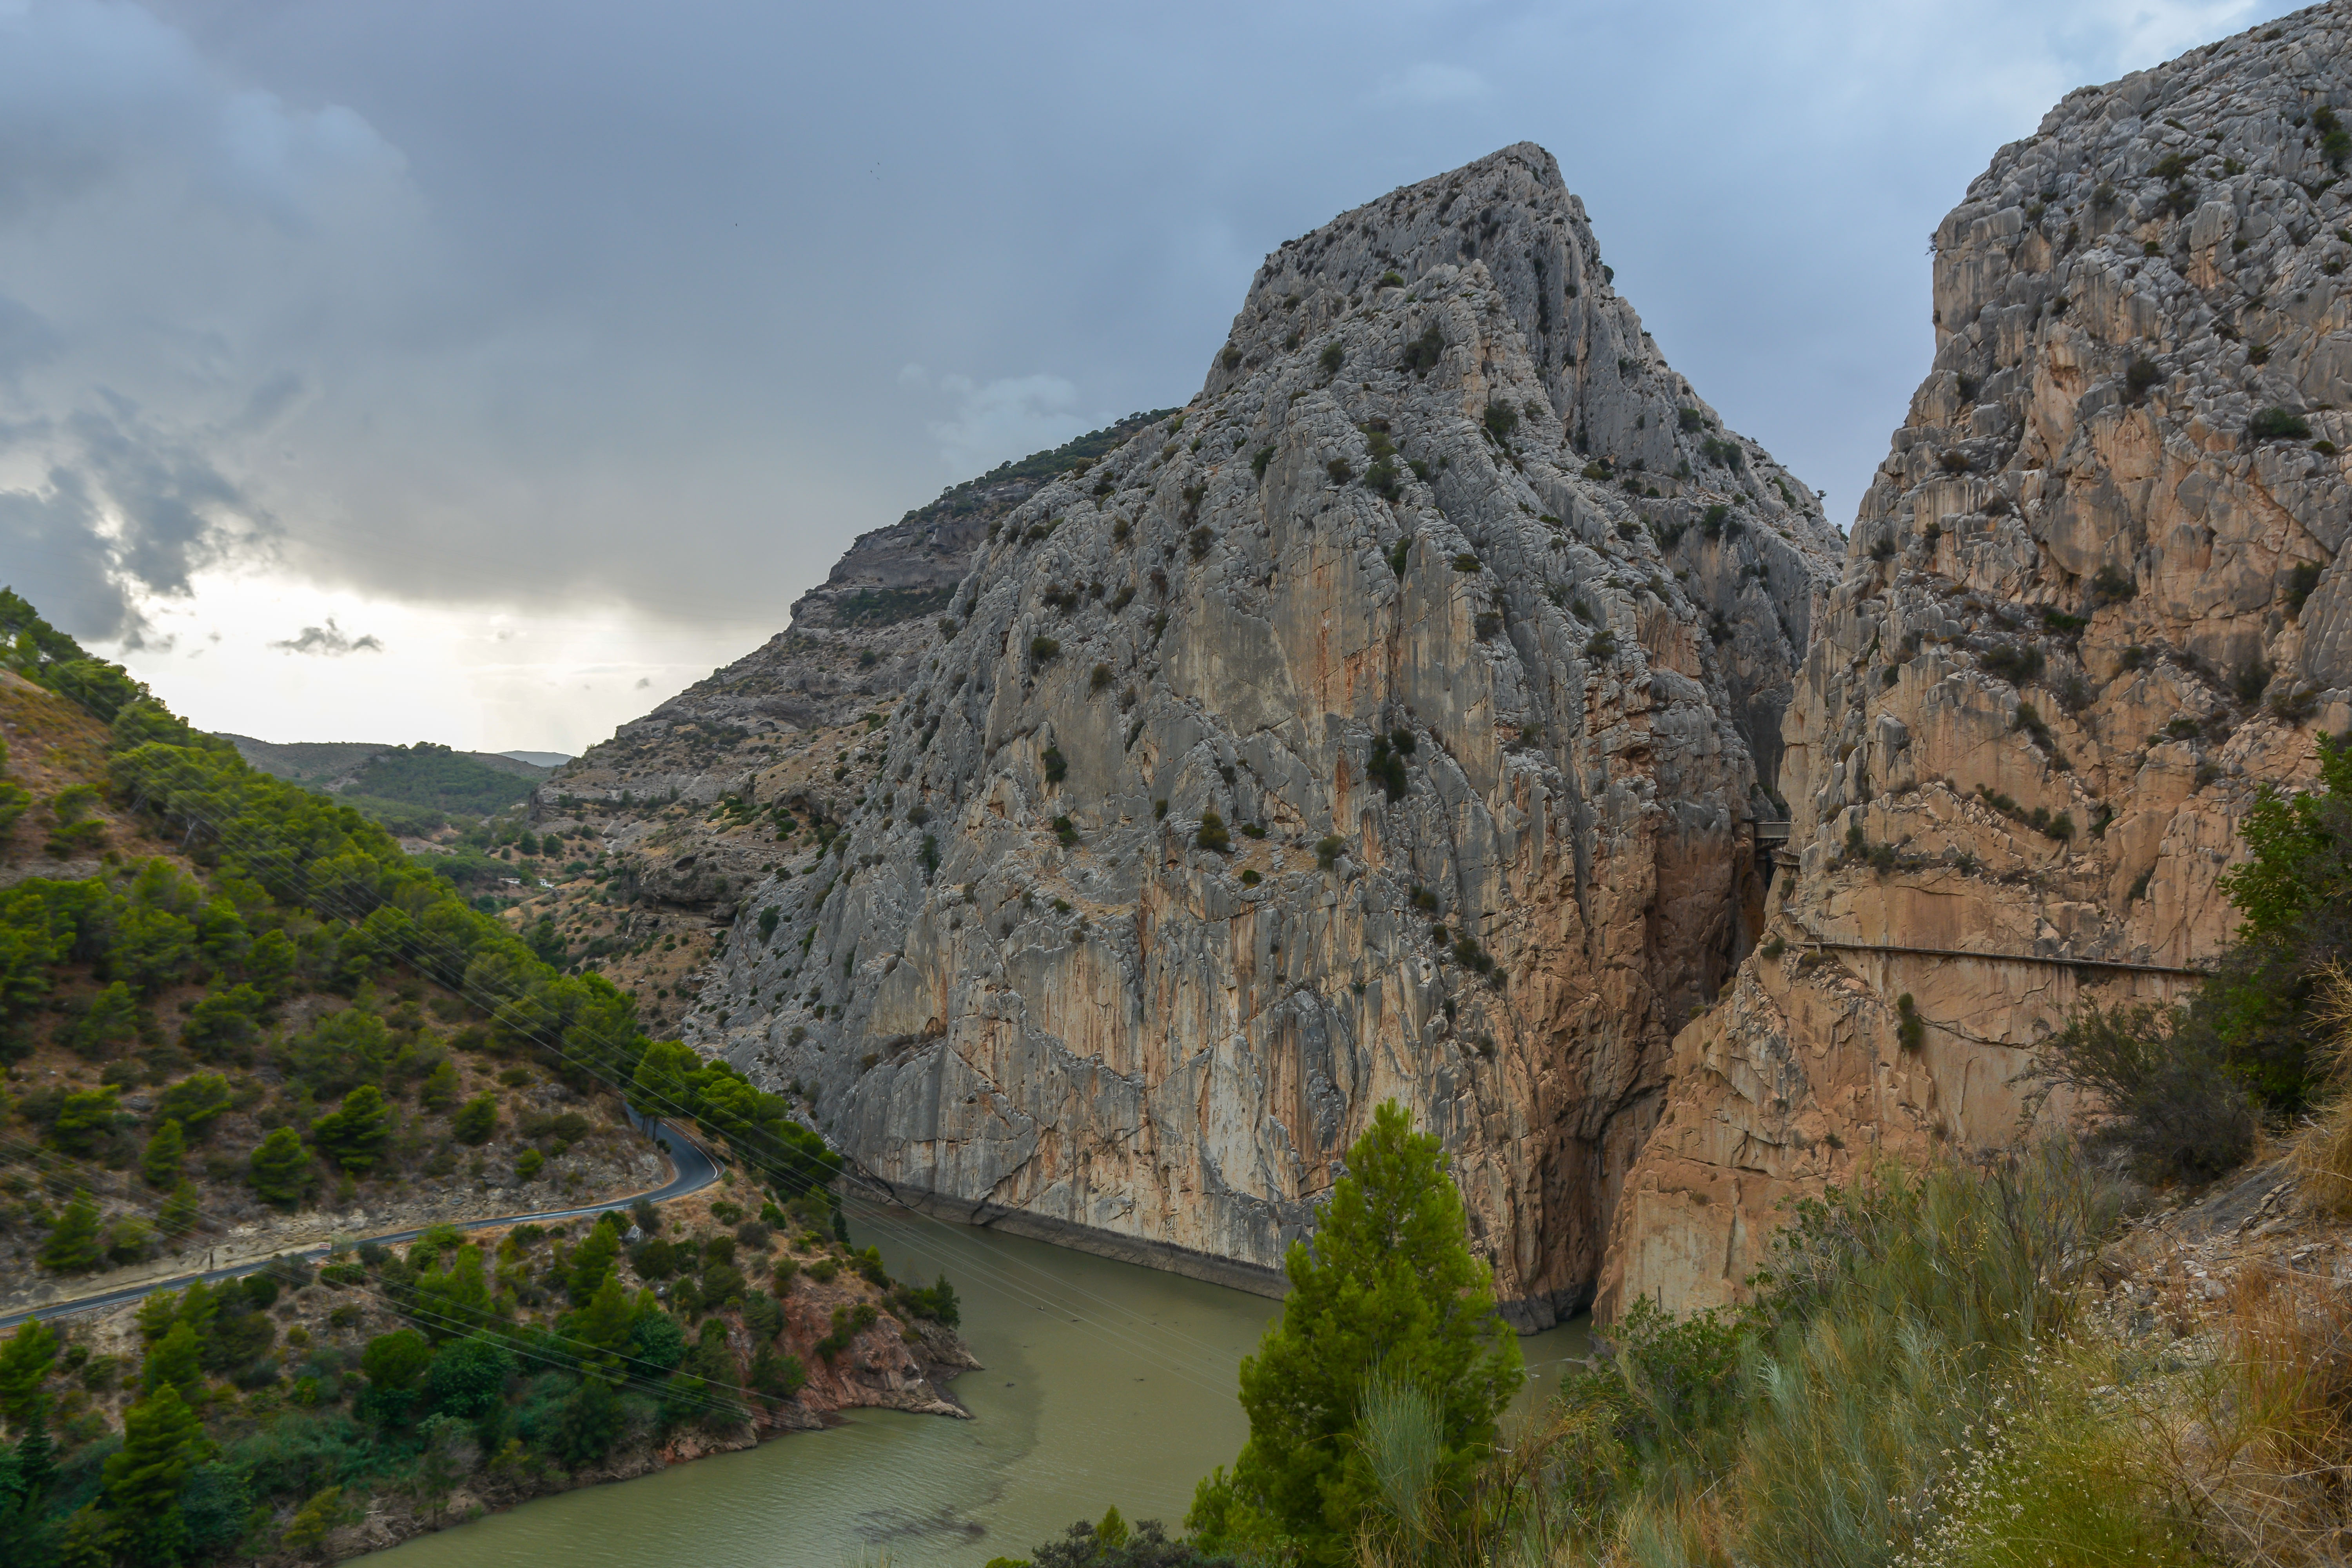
[1403,321,1445,377]
[1482,403,1518,443]
[1979,643,2043,684]
[1319,341,1345,374]
[2250,406,2312,441]
[2287,560,2324,614]
[1030,635,1060,662]
[1196,813,1231,854]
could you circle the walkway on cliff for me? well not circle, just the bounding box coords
[0,1116,722,1329]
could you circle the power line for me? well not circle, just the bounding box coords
[85,792,1252,1392]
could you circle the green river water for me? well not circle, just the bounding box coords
[366,1201,1592,1568]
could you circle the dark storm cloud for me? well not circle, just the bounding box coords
[1,0,2298,651]
[0,401,265,641]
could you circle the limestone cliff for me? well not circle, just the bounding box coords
[694,144,1841,1325]
[1606,5,2352,1316]
[526,413,1169,1031]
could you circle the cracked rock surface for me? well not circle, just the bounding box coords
[691,143,1839,1325]
[1606,5,2352,1318]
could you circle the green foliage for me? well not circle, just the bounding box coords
[2037,1003,2254,1178]
[309,1085,393,1174]
[451,1091,498,1145]
[1367,731,1412,801]
[551,1376,626,1463]
[141,1118,186,1188]
[0,1319,58,1425]
[1403,321,1445,377]
[2250,405,2312,441]
[49,1085,122,1155]
[1195,812,1231,854]
[1188,1102,1519,1566]
[37,1194,103,1273]
[103,1384,203,1564]
[248,1128,310,1208]
[1481,402,1519,443]
[627,1040,839,1196]
[342,743,536,817]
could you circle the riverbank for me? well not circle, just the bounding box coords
[360,1198,1591,1568]
[9,1178,977,1565]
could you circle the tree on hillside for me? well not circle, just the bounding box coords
[104,1383,206,1564]
[36,1194,103,1274]
[247,1127,310,1208]
[141,1118,185,1189]
[1187,1101,1521,1566]
[310,1085,392,1174]
[0,1319,57,1427]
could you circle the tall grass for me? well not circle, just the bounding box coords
[1356,1145,2203,1568]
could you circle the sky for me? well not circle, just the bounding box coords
[0,0,2303,755]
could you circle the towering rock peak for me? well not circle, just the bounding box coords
[1607,5,2352,1316]
[694,145,1840,1324]
[1215,143,1824,575]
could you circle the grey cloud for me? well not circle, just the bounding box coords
[1,0,2308,656]
[270,618,381,655]
[0,399,270,641]
[0,296,62,381]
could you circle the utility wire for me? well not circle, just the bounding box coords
[80,796,1248,1393]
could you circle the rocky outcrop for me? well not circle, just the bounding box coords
[1605,6,2352,1317]
[526,414,1169,1030]
[697,144,1841,1325]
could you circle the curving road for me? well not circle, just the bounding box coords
[0,1116,722,1329]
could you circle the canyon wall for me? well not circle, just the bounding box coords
[690,145,1842,1325]
[1606,6,2352,1315]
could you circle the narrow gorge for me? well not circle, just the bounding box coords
[544,7,2352,1326]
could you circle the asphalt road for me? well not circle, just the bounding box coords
[0,1116,722,1329]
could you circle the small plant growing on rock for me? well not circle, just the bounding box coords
[2250,405,2311,441]
[1316,835,1346,869]
[1196,812,1232,853]
[1896,994,1924,1051]
[1030,635,1060,663]
[2287,561,2325,615]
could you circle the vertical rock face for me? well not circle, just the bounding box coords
[531,414,1169,1031]
[1606,9,2352,1317]
[699,143,1840,1323]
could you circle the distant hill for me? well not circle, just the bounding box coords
[220,734,554,834]
[501,749,573,768]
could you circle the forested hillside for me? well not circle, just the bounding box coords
[0,588,964,1564]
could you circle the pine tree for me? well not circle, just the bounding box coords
[160,1180,200,1240]
[1187,1101,1522,1567]
[0,1318,57,1426]
[310,1085,392,1174]
[13,1405,52,1495]
[248,1127,309,1208]
[103,1383,204,1564]
[570,1273,635,1361]
[451,1092,498,1145]
[141,1118,187,1188]
[566,1214,622,1305]
[142,1323,203,1401]
[36,1194,103,1274]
